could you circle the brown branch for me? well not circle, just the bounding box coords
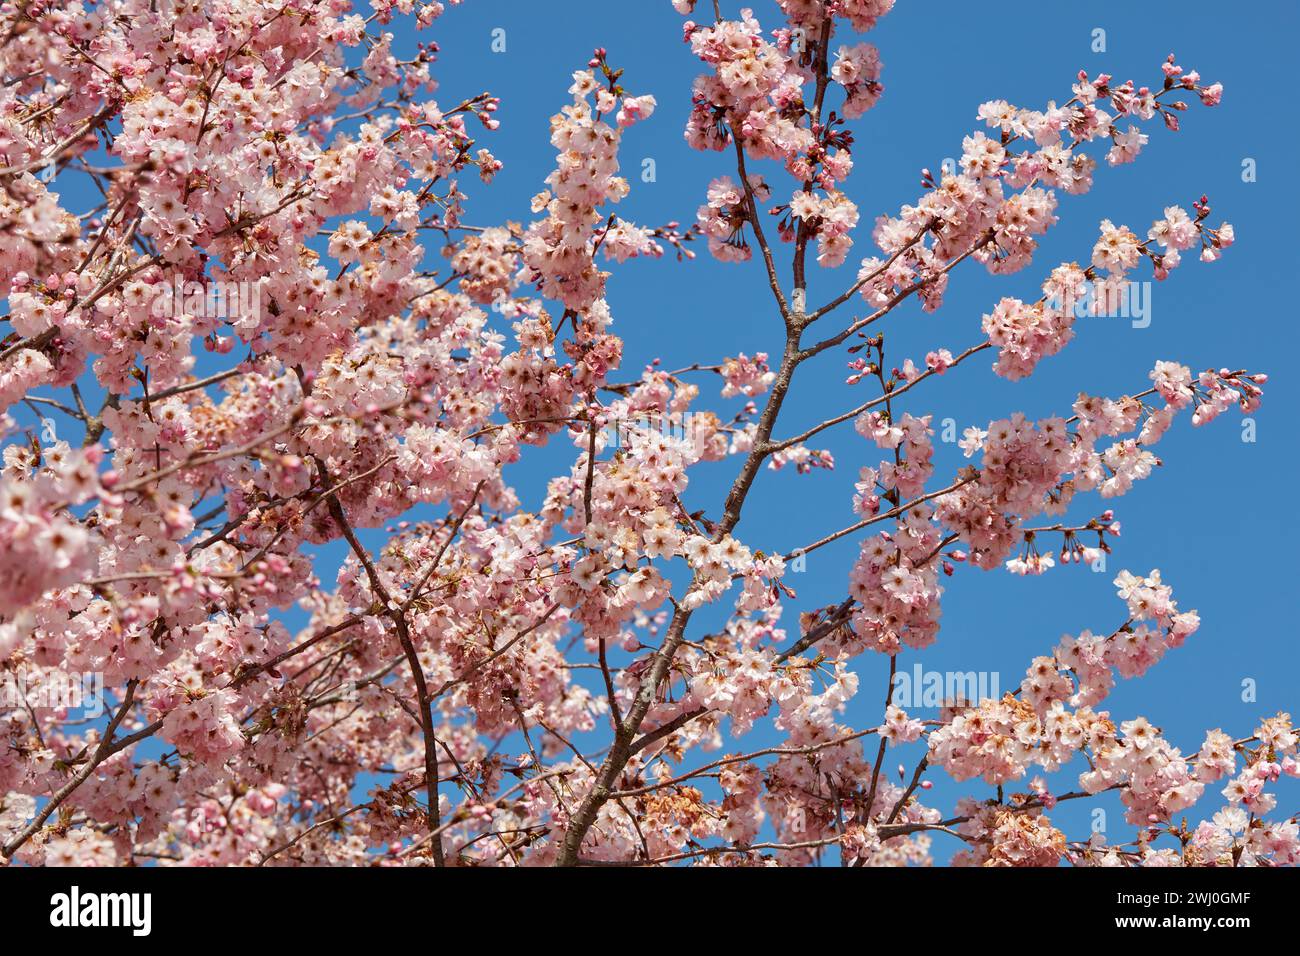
[315,455,445,867]
[1,680,142,859]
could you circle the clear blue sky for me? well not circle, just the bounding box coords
[23,0,1299,861]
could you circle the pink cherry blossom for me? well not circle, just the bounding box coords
[0,0,1283,872]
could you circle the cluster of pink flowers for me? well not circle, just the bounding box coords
[854,56,1226,326]
[831,43,884,118]
[719,351,775,397]
[788,189,861,267]
[0,444,100,626]
[684,12,813,162]
[681,5,888,271]
[953,804,1068,867]
[846,519,946,654]
[982,294,1076,382]
[157,688,246,771]
[696,174,770,262]
[932,358,1258,580]
[928,571,1299,863]
[523,56,660,312]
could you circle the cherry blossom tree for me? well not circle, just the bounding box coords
[0,0,1291,868]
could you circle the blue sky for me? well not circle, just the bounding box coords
[18,0,1299,861]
